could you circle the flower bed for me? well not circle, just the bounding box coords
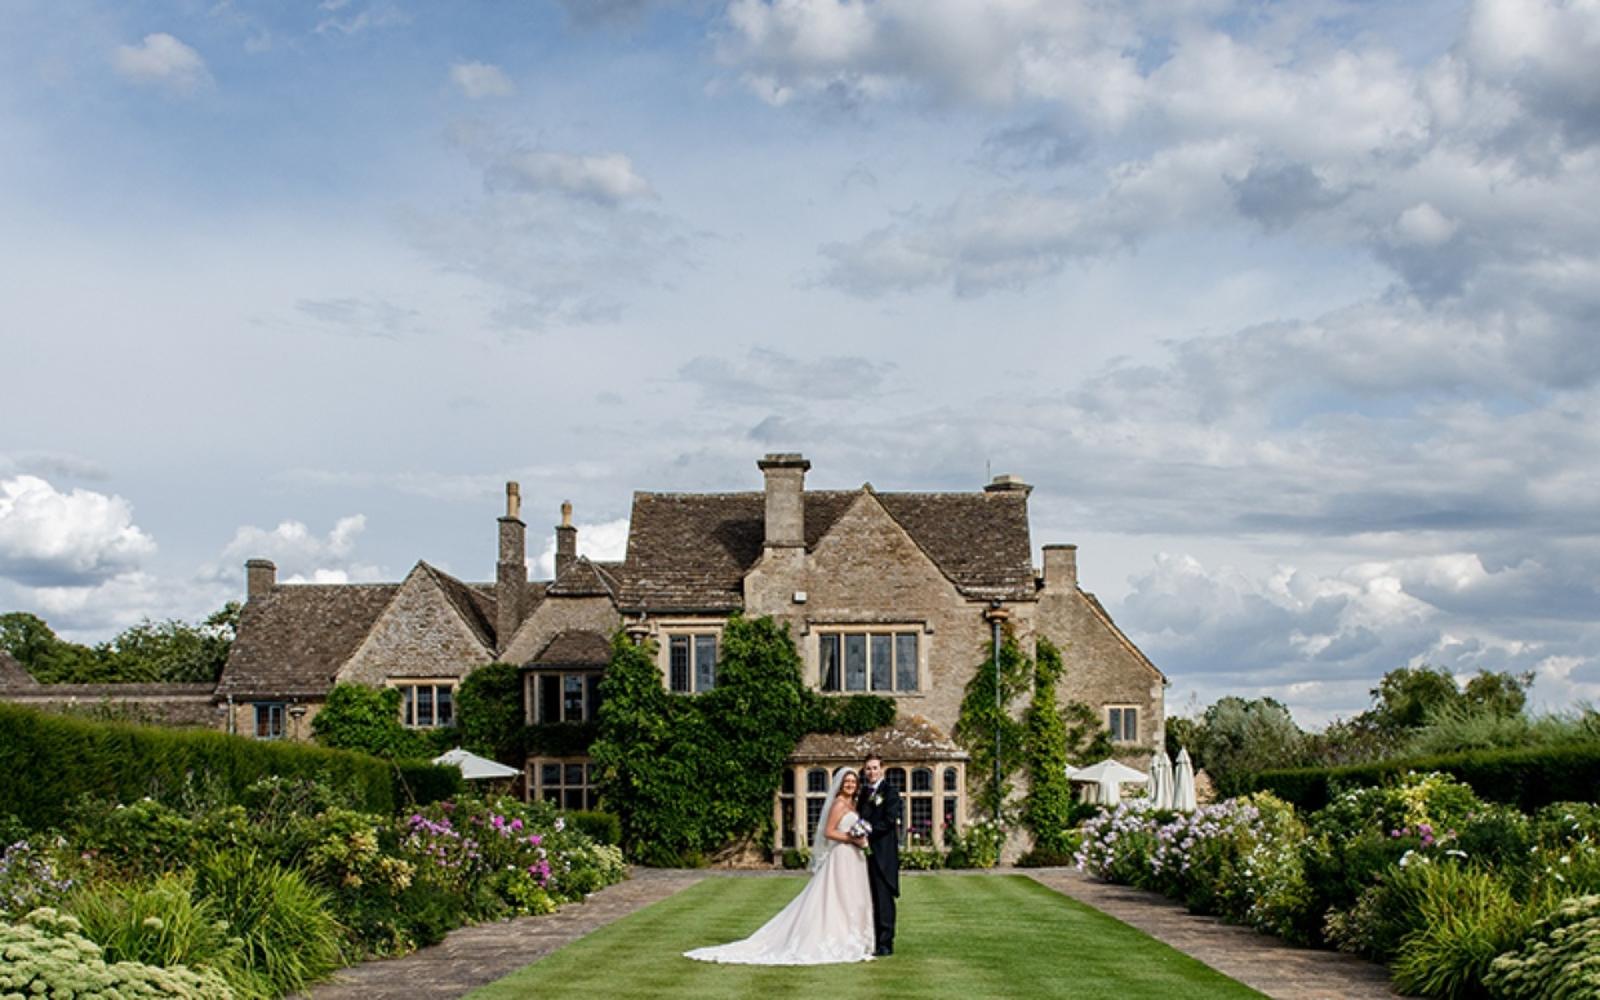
[1074,772,1600,997]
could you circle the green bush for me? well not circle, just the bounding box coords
[65,871,244,985]
[1253,743,1600,815]
[1485,894,1600,999]
[0,839,76,917]
[455,663,524,762]
[1326,861,1441,961]
[193,848,345,997]
[567,810,622,846]
[900,846,943,870]
[0,907,235,998]
[1389,862,1541,1000]
[780,847,811,870]
[0,702,457,831]
[806,693,896,734]
[1021,639,1076,856]
[944,819,1005,869]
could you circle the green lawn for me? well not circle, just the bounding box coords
[468,874,1266,999]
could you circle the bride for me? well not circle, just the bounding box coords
[684,768,875,965]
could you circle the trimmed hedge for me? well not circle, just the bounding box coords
[566,810,622,846]
[1251,742,1600,813]
[0,702,460,830]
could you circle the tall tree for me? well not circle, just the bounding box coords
[0,612,98,682]
[1195,696,1305,796]
[1370,665,1464,730]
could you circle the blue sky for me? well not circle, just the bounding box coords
[2,0,1597,726]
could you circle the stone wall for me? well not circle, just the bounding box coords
[222,698,324,742]
[339,567,495,685]
[498,595,621,667]
[1035,580,1165,760]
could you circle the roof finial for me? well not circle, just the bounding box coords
[560,500,573,527]
[506,482,521,520]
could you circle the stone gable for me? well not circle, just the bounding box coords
[337,562,496,685]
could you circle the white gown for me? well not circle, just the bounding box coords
[685,809,875,965]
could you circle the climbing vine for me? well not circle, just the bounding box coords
[954,629,1032,821]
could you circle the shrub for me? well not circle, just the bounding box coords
[454,663,524,762]
[1253,743,1600,815]
[0,839,75,917]
[1485,894,1600,999]
[0,907,234,998]
[945,819,1006,870]
[193,848,345,997]
[0,702,455,831]
[780,847,811,870]
[806,693,896,735]
[567,810,622,846]
[1326,860,1441,961]
[1021,639,1076,856]
[66,871,244,985]
[1389,861,1541,1000]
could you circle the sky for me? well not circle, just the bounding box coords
[2,0,1597,727]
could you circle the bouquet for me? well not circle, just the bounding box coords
[849,818,873,856]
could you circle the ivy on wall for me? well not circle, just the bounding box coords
[590,616,895,865]
[954,629,1033,821]
[311,684,447,760]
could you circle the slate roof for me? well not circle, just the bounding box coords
[0,650,37,689]
[419,562,498,651]
[526,630,613,668]
[616,488,1034,611]
[546,558,620,598]
[216,584,399,698]
[789,716,969,763]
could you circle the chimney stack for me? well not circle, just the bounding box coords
[245,559,276,601]
[758,453,809,548]
[984,473,1033,498]
[555,500,577,579]
[496,482,528,646]
[1043,544,1078,589]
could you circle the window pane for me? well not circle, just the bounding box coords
[943,796,958,833]
[944,767,958,792]
[565,763,585,785]
[886,767,906,794]
[820,634,840,691]
[781,797,796,848]
[541,763,561,785]
[911,798,933,841]
[1108,707,1123,740]
[417,686,434,727]
[845,634,867,691]
[669,636,691,693]
[585,761,596,783]
[585,789,599,810]
[896,633,918,692]
[781,769,795,794]
[563,675,584,722]
[805,797,824,838]
[542,789,560,805]
[586,674,602,721]
[1125,708,1138,742]
[912,767,933,792]
[402,686,415,726]
[870,634,892,691]
[436,686,453,726]
[539,675,559,724]
[695,635,717,692]
[807,768,828,794]
[564,788,585,810]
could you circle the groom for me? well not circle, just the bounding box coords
[855,753,902,956]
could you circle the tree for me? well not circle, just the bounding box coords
[455,662,523,761]
[590,631,682,861]
[1164,716,1203,766]
[98,615,234,683]
[1195,696,1305,796]
[1462,669,1533,718]
[953,629,1032,821]
[1370,665,1464,730]
[0,612,98,682]
[1021,639,1076,856]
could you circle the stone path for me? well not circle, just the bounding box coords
[299,868,704,1000]
[303,865,1408,1000]
[1024,868,1406,1000]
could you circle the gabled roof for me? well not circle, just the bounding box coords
[527,630,613,668]
[216,584,399,698]
[616,488,1034,611]
[418,562,498,651]
[0,650,38,690]
[546,558,620,598]
[1081,591,1168,683]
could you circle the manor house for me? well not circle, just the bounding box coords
[211,454,1166,852]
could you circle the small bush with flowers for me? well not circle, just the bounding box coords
[944,818,1006,869]
[0,838,76,917]
[0,906,235,999]
[900,828,942,870]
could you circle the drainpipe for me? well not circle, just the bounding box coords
[984,601,1010,825]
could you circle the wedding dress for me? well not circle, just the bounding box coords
[685,804,875,965]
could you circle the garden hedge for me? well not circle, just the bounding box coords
[0,702,460,830]
[1251,742,1600,813]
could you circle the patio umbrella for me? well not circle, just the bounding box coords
[432,747,519,781]
[1149,750,1174,810]
[1069,758,1148,806]
[1172,748,1198,811]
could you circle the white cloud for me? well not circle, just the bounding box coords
[315,2,410,36]
[1394,202,1459,247]
[0,476,156,587]
[450,61,516,100]
[112,33,212,96]
[535,518,630,578]
[488,151,654,205]
[208,514,383,584]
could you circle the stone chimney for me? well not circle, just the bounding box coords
[496,483,528,646]
[555,500,577,579]
[245,559,276,601]
[758,453,810,548]
[984,473,1033,498]
[1042,544,1078,589]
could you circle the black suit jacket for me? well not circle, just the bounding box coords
[857,781,902,896]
